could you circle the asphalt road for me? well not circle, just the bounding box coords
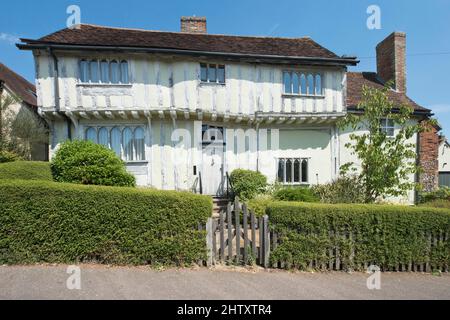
[0,265,449,300]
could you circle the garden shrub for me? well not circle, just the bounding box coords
[267,202,450,271]
[274,186,319,202]
[0,179,212,266]
[0,150,22,163]
[229,169,267,200]
[248,194,274,217]
[51,140,135,187]
[419,199,450,209]
[0,161,52,181]
[418,187,450,204]
[312,175,366,204]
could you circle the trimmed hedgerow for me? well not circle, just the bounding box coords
[273,187,319,202]
[267,202,450,271]
[51,140,135,187]
[0,179,212,266]
[0,161,52,181]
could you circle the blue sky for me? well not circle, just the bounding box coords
[1,0,450,136]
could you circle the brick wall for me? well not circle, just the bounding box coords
[418,121,439,191]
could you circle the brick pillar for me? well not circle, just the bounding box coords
[418,121,439,191]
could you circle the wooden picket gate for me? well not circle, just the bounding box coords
[205,197,271,267]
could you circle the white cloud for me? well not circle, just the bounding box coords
[429,104,450,114]
[0,33,20,44]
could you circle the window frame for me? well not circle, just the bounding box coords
[282,70,324,97]
[84,125,147,163]
[380,118,395,137]
[200,63,226,85]
[78,58,130,85]
[277,157,310,185]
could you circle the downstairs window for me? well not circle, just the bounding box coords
[277,158,309,184]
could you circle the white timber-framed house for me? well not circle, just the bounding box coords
[18,17,435,203]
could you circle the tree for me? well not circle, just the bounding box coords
[0,90,48,159]
[338,83,432,203]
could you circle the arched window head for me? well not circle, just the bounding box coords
[89,60,99,83]
[86,127,97,143]
[134,127,145,161]
[122,127,133,161]
[79,60,89,83]
[315,74,322,95]
[100,60,109,83]
[292,73,299,94]
[110,60,119,84]
[111,127,121,157]
[283,72,292,94]
[120,60,129,84]
[307,74,314,95]
[98,127,109,147]
[300,74,307,95]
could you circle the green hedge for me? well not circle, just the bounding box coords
[0,161,52,181]
[267,202,450,271]
[273,187,319,202]
[0,179,212,266]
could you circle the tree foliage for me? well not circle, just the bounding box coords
[338,83,433,203]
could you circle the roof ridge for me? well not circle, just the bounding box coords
[76,23,314,41]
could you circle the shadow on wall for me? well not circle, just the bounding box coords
[279,129,330,151]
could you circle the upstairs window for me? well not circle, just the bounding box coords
[200,63,225,84]
[380,118,395,137]
[79,59,129,84]
[277,158,309,184]
[283,71,323,96]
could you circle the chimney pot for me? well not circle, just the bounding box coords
[376,32,406,93]
[181,16,207,34]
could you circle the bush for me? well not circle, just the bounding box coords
[229,169,267,200]
[312,175,366,204]
[248,194,274,217]
[0,179,212,266]
[51,140,135,187]
[267,202,450,271]
[418,187,450,204]
[0,161,52,181]
[274,187,319,202]
[0,150,22,163]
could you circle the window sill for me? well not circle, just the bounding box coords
[77,83,132,87]
[125,160,149,165]
[282,94,325,99]
[199,82,226,87]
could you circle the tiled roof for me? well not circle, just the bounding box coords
[0,62,36,107]
[347,72,430,114]
[20,24,351,62]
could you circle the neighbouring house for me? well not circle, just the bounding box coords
[17,17,436,203]
[0,62,48,161]
[438,135,450,187]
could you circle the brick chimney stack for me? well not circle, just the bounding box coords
[376,32,406,93]
[181,16,207,34]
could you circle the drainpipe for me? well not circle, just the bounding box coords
[48,47,71,140]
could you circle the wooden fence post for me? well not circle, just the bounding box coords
[219,210,225,262]
[227,203,233,263]
[243,204,249,264]
[235,198,241,265]
[250,210,257,259]
[206,218,214,267]
[263,215,270,268]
